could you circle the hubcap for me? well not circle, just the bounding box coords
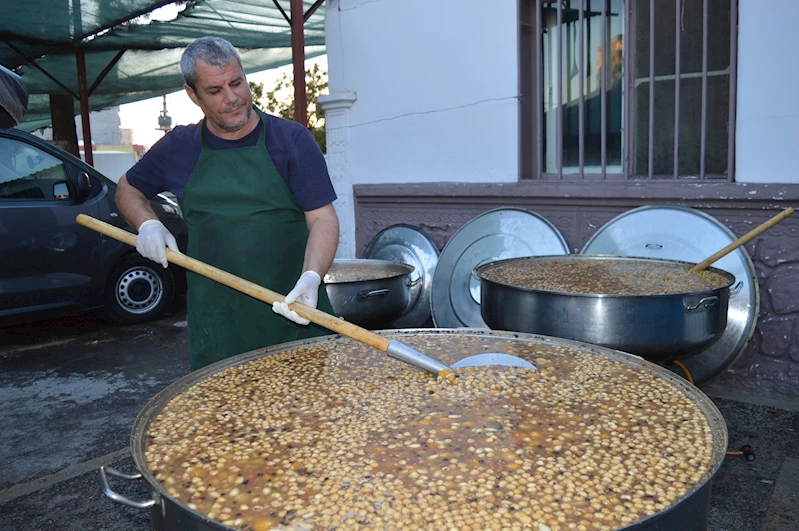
[115,266,163,315]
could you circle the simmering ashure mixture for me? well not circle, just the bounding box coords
[144,334,718,531]
[479,257,730,296]
[324,267,405,283]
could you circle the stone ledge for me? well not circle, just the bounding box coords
[354,181,799,205]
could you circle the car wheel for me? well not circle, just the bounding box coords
[104,254,176,324]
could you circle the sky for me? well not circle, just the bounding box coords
[118,56,326,149]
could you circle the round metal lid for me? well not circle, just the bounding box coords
[363,224,440,328]
[581,205,759,385]
[431,207,570,328]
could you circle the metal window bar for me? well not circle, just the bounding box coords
[648,0,655,178]
[600,0,607,180]
[623,0,633,178]
[557,0,564,179]
[700,0,708,178]
[673,0,682,179]
[579,0,585,177]
[536,1,543,179]
[728,0,738,181]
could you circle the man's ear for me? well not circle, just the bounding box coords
[184,84,199,106]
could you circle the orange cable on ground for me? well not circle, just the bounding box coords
[671,360,694,385]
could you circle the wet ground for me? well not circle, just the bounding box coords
[0,308,797,531]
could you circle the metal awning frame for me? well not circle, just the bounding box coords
[1,0,322,164]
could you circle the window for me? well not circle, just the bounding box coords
[0,138,70,200]
[520,0,737,180]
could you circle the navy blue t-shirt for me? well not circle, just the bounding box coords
[125,111,336,212]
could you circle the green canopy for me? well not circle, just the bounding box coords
[1,1,325,129]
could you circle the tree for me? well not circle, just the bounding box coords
[249,63,328,153]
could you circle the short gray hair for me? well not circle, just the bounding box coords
[181,37,243,90]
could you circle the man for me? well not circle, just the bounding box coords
[115,36,339,371]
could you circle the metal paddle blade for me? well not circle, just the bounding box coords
[451,353,537,370]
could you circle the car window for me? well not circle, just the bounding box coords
[0,137,69,200]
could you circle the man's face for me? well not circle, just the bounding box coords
[185,59,253,135]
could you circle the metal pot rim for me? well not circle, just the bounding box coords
[324,258,415,285]
[130,328,729,531]
[475,254,736,298]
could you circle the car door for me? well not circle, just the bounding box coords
[0,134,104,322]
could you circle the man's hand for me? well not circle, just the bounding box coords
[272,270,322,325]
[136,219,180,268]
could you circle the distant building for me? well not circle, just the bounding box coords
[38,105,144,181]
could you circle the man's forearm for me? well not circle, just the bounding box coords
[303,205,339,276]
[116,175,159,231]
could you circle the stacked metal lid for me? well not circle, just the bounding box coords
[581,205,759,385]
[363,224,440,328]
[363,208,570,329]
[429,208,570,328]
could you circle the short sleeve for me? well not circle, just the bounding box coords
[125,136,172,199]
[285,127,337,211]
[125,124,202,201]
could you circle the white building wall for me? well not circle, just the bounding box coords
[76,107,122,146]
[86,151,139,182]
[324,0,799,256]
[735,0,799,184]
[324,0,519,257]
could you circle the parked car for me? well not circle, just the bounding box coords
[0,127,187,327]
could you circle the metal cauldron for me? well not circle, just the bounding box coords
[477,255,737,362]
[99,329,727,531]
[324,259,415,329]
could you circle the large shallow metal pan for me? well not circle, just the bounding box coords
[100,329,727,531]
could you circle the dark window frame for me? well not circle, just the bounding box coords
[519,0,738,182]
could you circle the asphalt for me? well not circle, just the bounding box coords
[0,307,797,531]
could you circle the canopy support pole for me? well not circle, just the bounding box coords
[290,0,308,127]
[76,47,94,166]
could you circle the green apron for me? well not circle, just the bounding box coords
[182,109,333,371]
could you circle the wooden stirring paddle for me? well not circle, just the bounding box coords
[689,207,794,273]
[76,214,536,378]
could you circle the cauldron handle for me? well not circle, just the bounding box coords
[405,274,422,288]
[98,465,156,509]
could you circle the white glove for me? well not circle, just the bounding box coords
[272,270,322,325]
[136,219,180,268]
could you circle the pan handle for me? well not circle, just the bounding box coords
[358,289,389,301]
[98,466,157,509]
[405,274,422,288]
[685,296,719,312]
